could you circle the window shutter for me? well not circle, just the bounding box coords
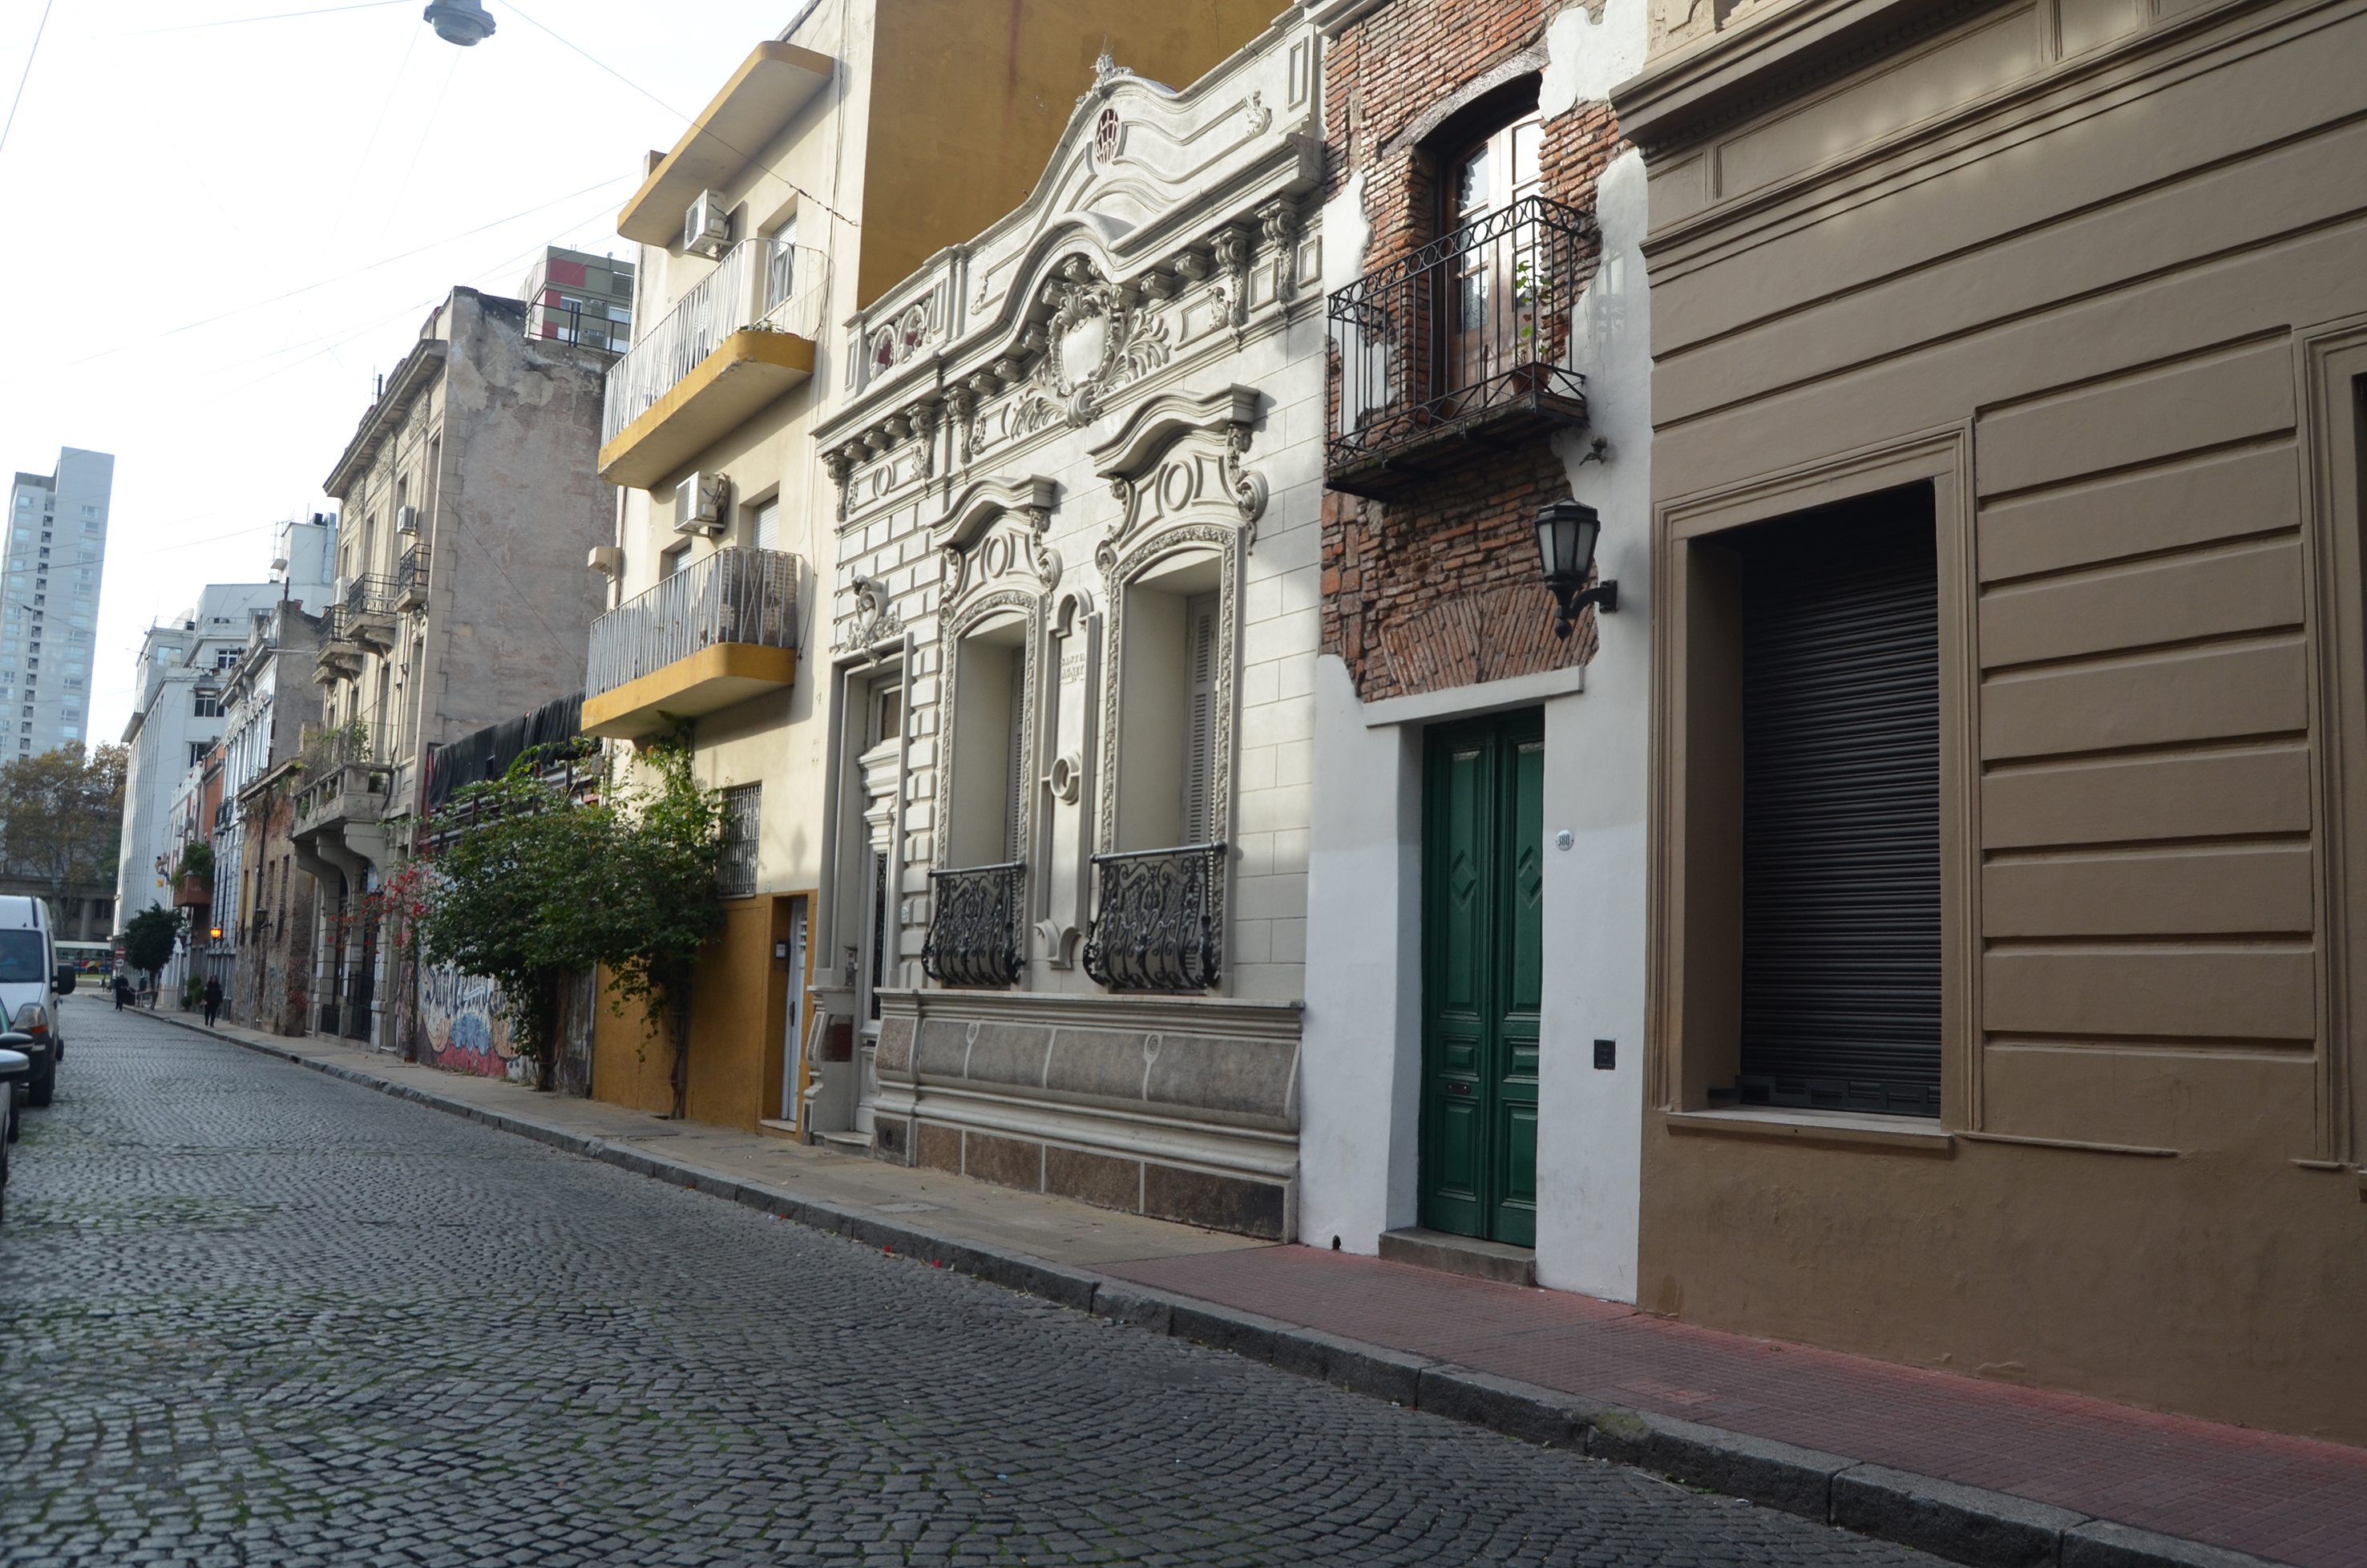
[1181,593,1218,843]
[1005,650,1026,863]
[753,499,779,554]
[1738,497,1941,1117]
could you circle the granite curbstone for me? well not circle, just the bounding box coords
[1084,1283,1178,1335]
[1585,1408,1853,1524]
[2061,1520,2293,1568]
[1166,1299,1291,1364]
[1420,1364,1601,1449]
[1272,1325,1432,1406]
[1833,1463,2089,1568]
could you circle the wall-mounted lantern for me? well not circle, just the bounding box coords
[1535,497,1618,638]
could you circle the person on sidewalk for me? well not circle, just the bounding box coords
[113,973,130,1012]
[201,976,223,1028]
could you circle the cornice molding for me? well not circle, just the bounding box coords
[1089,384,1263,480]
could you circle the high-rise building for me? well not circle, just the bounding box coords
[518,245,634,354]
[5,447,111,758]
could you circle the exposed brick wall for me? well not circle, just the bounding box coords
[1321,0,1626,704]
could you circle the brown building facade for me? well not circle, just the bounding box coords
[1616,0,2367,1440]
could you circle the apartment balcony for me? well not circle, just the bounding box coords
[312,635,365,685]
[597,236,826,489]
[921,863,1024,989]
[1326,196,1594,499]
[341,574,401,653]
[581,547,799,739]
[394,545,429,613]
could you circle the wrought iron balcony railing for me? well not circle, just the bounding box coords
[396,544,428,598]
[1326,195,1594,497]
[1083,843,1226,992]
[601,236,828,447]
[921,862,1025,989]
[584,546,799,701]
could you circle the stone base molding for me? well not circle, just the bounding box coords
[871,988,1300,1239]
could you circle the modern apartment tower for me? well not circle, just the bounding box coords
[5,447,112,759]
[518,246,635,354]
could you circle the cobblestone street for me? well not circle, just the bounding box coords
[0,1004,1919,1567]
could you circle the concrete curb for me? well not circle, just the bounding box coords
[143,1011,2298,1568]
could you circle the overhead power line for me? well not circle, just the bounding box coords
[0,0,57,164]
[131,1,409,34]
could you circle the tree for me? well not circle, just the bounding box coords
[583,738,726,1120]
[0,744,127,899]
[412,735,725,1109]
[123,904,180,988]
[414,751,606,1089]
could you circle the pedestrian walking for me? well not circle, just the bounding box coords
[201,976,223,1028]
[113,973,130,1011]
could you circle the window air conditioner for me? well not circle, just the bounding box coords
[394,505,419,535]
[674,472,729,536]
[683,191,730,259]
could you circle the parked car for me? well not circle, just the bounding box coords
[0,895,72,1108]
[0,1041,29,1220]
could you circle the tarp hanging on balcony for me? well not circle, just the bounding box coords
[423,691,584,811]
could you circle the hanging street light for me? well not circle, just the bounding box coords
[422,0,496,46]
[1535,497,1618,638]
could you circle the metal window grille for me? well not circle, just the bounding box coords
[718,783,761,899]
[920,862,1024,989]
[1083,842,1226,992]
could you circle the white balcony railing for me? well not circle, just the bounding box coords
[585,547,800,700]
[601,237,828,447]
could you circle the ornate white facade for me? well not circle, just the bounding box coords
[807,20,1327,1236]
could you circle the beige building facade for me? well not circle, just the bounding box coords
[306,286,615,1047]
[1615,0,2367,1440]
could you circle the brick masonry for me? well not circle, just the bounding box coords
[1322,0,1626,703]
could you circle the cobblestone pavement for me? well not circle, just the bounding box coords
[0,1006,1921,1567]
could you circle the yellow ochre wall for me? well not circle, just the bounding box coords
[856,0,1278,305]
[590,898,795,1130]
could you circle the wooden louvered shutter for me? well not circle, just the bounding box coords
[1738,491,1942,1117]
[1005,650,1026,863]
[1181,594,1219,843]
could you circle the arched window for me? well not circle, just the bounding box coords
[1115,551,1222,852]
[1446,108,1541,394]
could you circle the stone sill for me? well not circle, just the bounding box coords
[1664,1106,1954,1155]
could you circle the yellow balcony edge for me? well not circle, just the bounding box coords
[582,643,798,738]
[598,329,815,487]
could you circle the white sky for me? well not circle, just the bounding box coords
[0,0,794,747]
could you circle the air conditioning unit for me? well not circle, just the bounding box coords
[674,472,729,536]
[394,504,419,535]
[683,191,731,258]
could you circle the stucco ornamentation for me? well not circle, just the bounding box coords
[1010,257,1173,434]
[1210,224,1251,337]
[838,573,904,651]
[1258,201,1300,303]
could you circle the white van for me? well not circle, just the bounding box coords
[0,895,70,1107]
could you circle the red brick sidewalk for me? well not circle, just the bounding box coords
[1101,1246,2367,1568]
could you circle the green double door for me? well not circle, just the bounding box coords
[1420,709,1545,1246]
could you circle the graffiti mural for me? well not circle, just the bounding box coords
[416,961,525,1081]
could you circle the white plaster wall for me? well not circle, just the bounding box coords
[1535,143,1652,1301]
[1297,0,1654,1297]
[1298,654,1422,1248]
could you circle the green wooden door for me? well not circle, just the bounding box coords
[1420,710,1544,1246]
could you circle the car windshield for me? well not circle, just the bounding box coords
[0,930,44,983]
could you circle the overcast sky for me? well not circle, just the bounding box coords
[0,0,792,749]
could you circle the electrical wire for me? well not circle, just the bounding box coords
[131,1,408,34]
[0,0,58,164]
[502,0,860,233]
[382,46,462,241]
[62,173,633,368]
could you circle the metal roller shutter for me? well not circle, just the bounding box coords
[1738,488,1941,1117]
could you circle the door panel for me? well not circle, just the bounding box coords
[1421,710,1545,1244]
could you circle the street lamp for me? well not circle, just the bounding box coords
[1535,497,1618,638]
[422,0,496,46]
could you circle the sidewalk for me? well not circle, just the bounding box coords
[125,1000,2364,1568]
